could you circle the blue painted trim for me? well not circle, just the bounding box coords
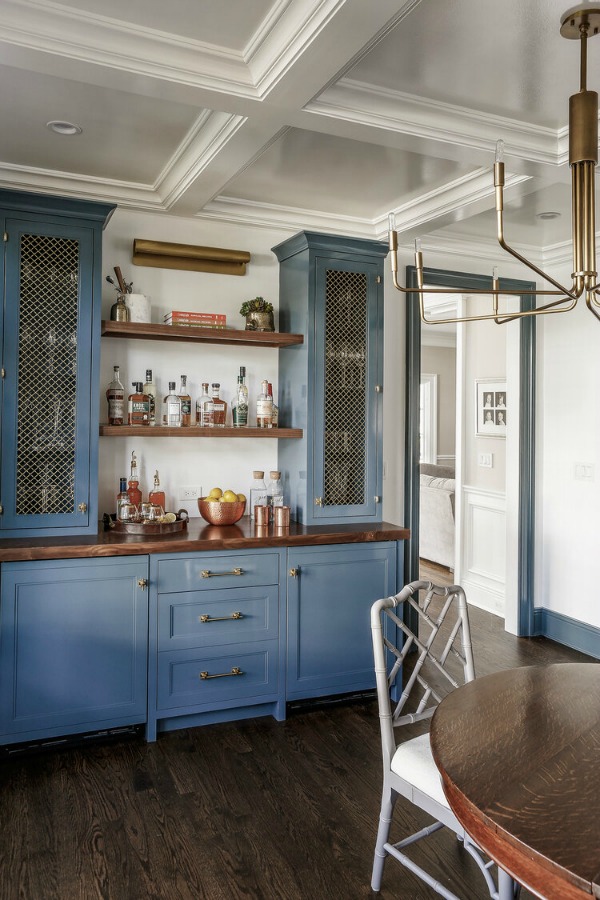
[535,608,600,659]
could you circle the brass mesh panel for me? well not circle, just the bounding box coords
[16,234,79,515]
[323,269,367,506]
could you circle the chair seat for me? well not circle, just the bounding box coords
[391,733,449,808]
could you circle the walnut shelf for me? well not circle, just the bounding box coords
[101,320,303,348]
[99,425,302,439]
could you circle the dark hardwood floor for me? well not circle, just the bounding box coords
[0,578,592,900]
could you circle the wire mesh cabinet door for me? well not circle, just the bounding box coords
[312,255,383,522]
[0,195,113,537]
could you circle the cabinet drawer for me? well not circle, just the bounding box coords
[156,552,279,593]
[158,585,279,651]
[157,642,278,709]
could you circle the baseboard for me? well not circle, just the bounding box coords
[534,608,600,660]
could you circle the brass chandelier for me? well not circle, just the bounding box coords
[387,3,600,325]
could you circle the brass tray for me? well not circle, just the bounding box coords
[103,514,188,535]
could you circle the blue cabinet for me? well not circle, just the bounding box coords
[273,232,388,524]
[0,556,149,744]
[147,548,286,740]
[0,190,114,537]
[286,542,397,700]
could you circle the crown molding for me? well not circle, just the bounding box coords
[0,0,256,97]
[199,195,376,236]
[307,78,562,166]
[421,329,457,349]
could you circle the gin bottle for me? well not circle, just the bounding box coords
[163,382,182,427]
[256,379,272,428]
[178,374,192,426]
[232,366,249,427]
[196,382,212,426]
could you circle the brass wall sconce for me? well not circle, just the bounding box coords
[133,239,251,276]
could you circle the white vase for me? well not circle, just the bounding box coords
[127,293,151,323]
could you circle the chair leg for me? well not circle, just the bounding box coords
[497,866,519,900]
[371,787,398,891]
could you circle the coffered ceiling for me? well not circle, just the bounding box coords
[0,0,596,252]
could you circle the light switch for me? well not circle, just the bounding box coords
[478,453,493,468]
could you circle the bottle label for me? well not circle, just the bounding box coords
[181,399,191,415]
[108,392,125,421]
[233,402,248,426]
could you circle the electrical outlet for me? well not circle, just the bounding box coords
[180,485,202,500]
[478,453,493,468]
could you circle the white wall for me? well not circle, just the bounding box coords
[421,345,456,462]
[536,262,600,628]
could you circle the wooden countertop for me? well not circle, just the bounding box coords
[0,518,409,562]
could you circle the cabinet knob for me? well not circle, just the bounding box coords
[374,496,381,503]
[78,502,88,513]
[137,579,148,588]
[289,567,299,578]
[375,385,382,393]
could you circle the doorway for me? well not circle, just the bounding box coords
[404,265,536,636]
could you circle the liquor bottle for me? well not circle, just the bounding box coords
[267,382,278,427]
[256,379,273,428]
[143,368,157,426]
[211,383,227,426]
[232,366,249,427]
[116,477,130,521]
[178,374,192,427]
[127,452,142,507]
[163,382,182,427]
[106,365,125,425]
[128,382,150,425]
[196,382,213,426]
[266,470,284,518]
[249,470,268,519]
[149,469,166,512]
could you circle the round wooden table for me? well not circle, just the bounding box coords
[430,663,600,900]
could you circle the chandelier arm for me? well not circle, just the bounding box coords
[586,292,600,320]
[492,293,579,324]
[496,215,579,301]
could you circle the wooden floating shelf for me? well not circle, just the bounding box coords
[99,425,303,439]
[101,320,303,349]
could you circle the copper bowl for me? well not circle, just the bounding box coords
[197,497,246,525]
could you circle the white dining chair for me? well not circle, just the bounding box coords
[370,580,520,900]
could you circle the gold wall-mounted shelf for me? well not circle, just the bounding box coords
[132,239,251,276]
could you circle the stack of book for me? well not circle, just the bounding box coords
[163,311,227,329]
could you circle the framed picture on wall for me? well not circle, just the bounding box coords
[476,379,507,437]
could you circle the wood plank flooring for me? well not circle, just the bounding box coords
[0,586,593,900]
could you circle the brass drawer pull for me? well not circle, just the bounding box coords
[201,567,243,578]
[199,612,244,623]
[199,666,244,680]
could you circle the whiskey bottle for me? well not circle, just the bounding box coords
[143,368,157,426]
[128,382,150,425]
[116,477,129,521]
[106,365,125,425]
[196,382,213,426]
[149,469,166,512]
[178,374,192,426]
[163,382,182,427]
[267,382,278,427]
[256,379,273,428]
[232,366,249,427]
[211,383,227,426]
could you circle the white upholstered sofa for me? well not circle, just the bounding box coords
[419,463,455,569]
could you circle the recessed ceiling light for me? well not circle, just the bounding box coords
[46,120,83,136]
[536,211,561,220]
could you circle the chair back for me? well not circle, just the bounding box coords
[371,581,475,768]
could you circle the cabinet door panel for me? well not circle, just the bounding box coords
[0,557,148,742]
[286,543,395,699]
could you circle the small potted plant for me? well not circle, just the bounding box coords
[240,297,274,332]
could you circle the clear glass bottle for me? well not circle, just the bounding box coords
[196,382,212,426]
[127,451,142,507]
[143,368,157,426]
[106,365,125,425]
[116,476,129,521]
[267,382,278,427]
[163,382,182,427]
[149,469,166,511]
[256,379,273,428]
[211,383,227,426]
[249,470,268,519]
[178,374,192,427]
[266,470,284,518]
[128,382,150,425]
[232,365,249,427]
